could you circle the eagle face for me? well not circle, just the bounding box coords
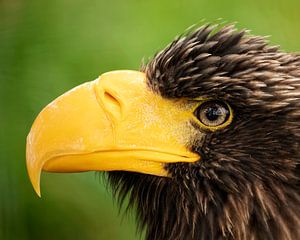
[27,24,300,240]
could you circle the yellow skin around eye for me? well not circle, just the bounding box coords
[191,99,234,132]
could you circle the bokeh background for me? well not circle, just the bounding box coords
[1,0,300,239]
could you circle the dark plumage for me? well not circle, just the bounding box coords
[108,24,300,240]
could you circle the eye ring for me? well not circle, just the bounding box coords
[193,100,233,131]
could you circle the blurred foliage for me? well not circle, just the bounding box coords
[1,0,300,239]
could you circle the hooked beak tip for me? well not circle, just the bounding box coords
[26,138,42,197]
[28,167,42,197]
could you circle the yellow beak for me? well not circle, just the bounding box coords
[26,70,200,196]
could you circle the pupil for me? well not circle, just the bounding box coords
[205,107,220,121]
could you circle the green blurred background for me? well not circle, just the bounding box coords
[1,0,300,239]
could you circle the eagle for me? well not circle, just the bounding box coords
[26,24,300,240]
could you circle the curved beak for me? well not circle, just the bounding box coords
[26,70,200,196]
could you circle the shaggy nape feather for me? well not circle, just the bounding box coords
[107,24,300,240]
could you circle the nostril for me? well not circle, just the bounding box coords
[104,91,118,105]
[103,90,122,119]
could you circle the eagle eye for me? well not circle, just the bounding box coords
[194,100,232,130]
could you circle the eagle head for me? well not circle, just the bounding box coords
[26,24,300,240]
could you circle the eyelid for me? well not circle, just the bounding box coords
[189,98,210,111]
[191,100,233,132]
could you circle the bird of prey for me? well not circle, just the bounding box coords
[26,24,300,240]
